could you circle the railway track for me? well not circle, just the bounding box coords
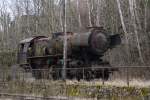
[0,93,95,100]
[0,93,68,100]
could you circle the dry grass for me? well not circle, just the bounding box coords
[0,79,150,100]
[65,79,150,87]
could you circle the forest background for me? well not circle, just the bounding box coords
[0,0,150,67]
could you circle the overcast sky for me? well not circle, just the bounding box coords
[0,0,15,17]
[0,0,61,12]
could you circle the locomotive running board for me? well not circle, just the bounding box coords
[27,54,63,59]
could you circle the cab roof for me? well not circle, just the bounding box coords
[19,36,48,44]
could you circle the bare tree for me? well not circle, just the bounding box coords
[129,0,145,64]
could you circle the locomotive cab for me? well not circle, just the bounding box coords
[17,36,50,68]
[17,37,33,66]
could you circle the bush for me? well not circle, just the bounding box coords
[0,50,17,67]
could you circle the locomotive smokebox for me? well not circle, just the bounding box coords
[70,29,121,55]
[89,31,110,55]
[71,33,107,55]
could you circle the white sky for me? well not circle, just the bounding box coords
[0,0,63,20]
[0,0,15,18]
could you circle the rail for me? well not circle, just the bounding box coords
[0,93,68,100]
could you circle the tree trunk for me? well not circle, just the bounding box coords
[129,0,145,64]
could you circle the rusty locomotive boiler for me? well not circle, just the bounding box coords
[17,27,121,80]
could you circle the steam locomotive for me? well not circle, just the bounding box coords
[17,27,121,80]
